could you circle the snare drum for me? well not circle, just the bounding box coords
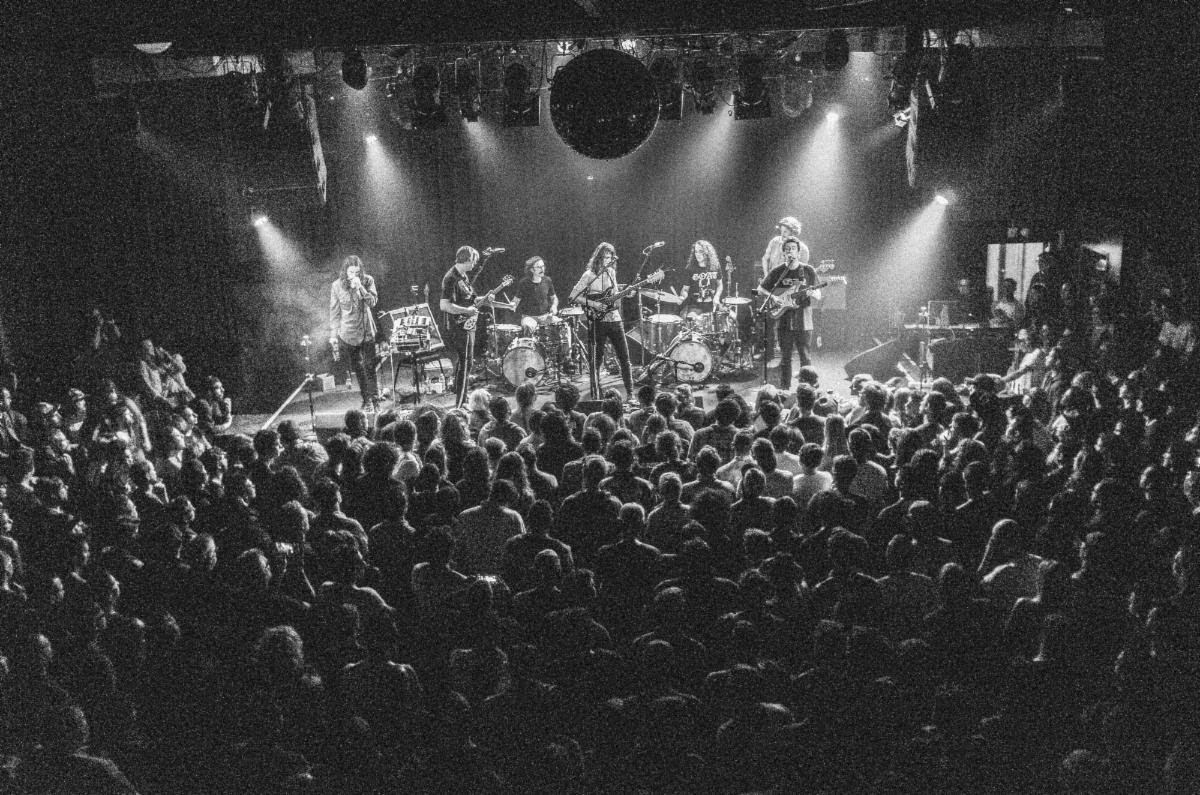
[646,314,681,353]
[501,338,546,387]
[490,324,522,357]
[668,336,713,384]
[535,316,571,358]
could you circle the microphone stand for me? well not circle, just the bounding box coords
[634,250,654,371]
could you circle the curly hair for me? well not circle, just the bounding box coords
[688,239,720,272]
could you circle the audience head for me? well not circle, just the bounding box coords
[654,392,679,420]
[751,438,777,474]
[554,382,580,413]
[620,503,646,538]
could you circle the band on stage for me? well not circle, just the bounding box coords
[351,228,831,409]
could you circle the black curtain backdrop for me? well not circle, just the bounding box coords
[7,44,1186,412]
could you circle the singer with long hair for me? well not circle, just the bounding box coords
[757,237,820,391]
[329,254,380,411]
[569,242,633,400]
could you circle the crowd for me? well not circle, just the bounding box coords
[0,277,1198,793]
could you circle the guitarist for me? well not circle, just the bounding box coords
[440,245,483,407]
[757,237,821,390]
[569,242,634,400]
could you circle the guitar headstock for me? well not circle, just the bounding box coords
[500,275,514,288]
[816,259,836,274]
[649,269,665,284]
[826,275,848,285]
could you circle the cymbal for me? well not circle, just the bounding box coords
[558,307,583,317]
[721,297,752,305]
[641,289,683,304]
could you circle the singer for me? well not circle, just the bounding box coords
[569,242,633,400]
[757,237,820,391]
[328,254,380,411]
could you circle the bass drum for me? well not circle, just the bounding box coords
[501,338,546,387]
[668,337,713,384]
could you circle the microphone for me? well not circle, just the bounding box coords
[484,247,506,255]
[642,241,666,254]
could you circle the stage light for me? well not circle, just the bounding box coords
[823,30,850,71]
[934,194,949,206]
[341,49,368,91]
[252,213,269,227]
[691,59,717,115]
[934,190,957,206]
[454,59,481,122]
[734,54,771,121]
[410,63,447,130]
[134,42,172,55]
[620,38,638,53]
[649,57,683,121]
[364,133,377,142]
[825,110,840,122]
[557,41,571,55]
[503,62,540,127]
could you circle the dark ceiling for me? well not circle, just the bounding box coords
[32,0,1105,55]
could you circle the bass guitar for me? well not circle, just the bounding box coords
[461,275,514,331]
[578,269,666,321]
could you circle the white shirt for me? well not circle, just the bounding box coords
[776,451,802,476]
[792,469,833,508]
[570,267,622,323]
[716,455,753,490]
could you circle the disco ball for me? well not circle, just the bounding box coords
[550,48,660,159]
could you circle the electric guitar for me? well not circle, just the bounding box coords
[461,275,514,331]
[578,269,666,321]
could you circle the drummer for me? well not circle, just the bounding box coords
[512,255,559,335]
[684,239,724,315]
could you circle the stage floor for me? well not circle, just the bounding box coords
[232,348,859,437]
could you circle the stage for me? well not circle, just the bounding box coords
[232,346,865,438]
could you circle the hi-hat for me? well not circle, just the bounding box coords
[721,296,752,305]
[558,306,583,316]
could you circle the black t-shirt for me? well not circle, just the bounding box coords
[441,267,476,334]
[685,266,723,310]
[514,276,555,317]
[760,263,818,311]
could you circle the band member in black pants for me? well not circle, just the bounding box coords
[757,237,821,391]
[440,246,481,406]
[328,254,380,411]
[569,242,633,400]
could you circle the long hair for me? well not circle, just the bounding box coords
[524,256,544,275]
[687,240,720,272]
[585,242,615,275]
[339,254,365,286]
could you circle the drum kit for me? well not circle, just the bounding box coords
[636,288,754,385]
[477,283,756,391]
[485,308,587,389]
